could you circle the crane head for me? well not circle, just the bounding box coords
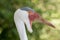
[14,7,55,40]
[21,7,55,28]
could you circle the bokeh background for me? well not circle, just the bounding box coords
[0,0,60,40]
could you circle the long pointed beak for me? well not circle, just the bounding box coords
[29,12,55,28]
[37,13,55,28]
[38,16,55,28]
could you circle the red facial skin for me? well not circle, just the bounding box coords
[29,13,39,27]
[28,11,39,27]
[28,11,55,28]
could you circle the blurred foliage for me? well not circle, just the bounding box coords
[0,0,60,40]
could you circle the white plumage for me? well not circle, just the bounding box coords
[14,9,33,40]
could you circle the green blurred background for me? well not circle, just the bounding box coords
[0,0,60,40]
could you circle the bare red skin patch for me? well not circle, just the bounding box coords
[29,12,39,27]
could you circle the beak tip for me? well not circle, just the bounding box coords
[49,24,55,28]
[52,26,55,28]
